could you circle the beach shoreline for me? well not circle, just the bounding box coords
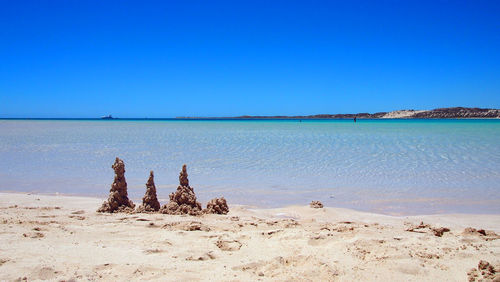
[0,192,498,281]
[1,190,500,218]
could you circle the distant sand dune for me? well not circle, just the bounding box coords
[381,110,427,118]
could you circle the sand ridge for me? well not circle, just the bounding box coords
[0,193,499,281]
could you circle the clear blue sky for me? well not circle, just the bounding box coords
[1,0,499,118]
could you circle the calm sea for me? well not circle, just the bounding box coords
[1,119,499,215]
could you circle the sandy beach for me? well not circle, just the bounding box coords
[0,192,499,281]
[3,0,500,281]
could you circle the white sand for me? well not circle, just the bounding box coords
[0,192,499,281]
[381,110,427,118]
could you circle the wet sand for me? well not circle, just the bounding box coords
[0,192,499,281]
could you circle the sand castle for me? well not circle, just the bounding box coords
[160,165,229,215]
[136,171,160,212]
[205,197,229,215]
[98,159,229,215]
[160,164,203,215]
[97,157,135,213]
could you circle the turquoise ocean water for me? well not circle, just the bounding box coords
[0,119,499,215]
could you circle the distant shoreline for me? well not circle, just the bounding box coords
[2,107,499,120]
[2,117,500,121]
[179,107,500,119]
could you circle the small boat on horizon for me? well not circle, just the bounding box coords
[101,115,114,119]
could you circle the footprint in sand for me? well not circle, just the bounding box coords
[186,251,216,261]
[143,249,166,254]
[216,239,242,251]
[0,258,10,266]
[30,266,58,280]
[308,234,327,246]
[71,210,85,215]
[22,232,44,238]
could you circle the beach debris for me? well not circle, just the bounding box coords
[97,157,135,213]
[160,164,202,215]
[478,260,495,272]
[467,260,499,281]
[405,221,450,237]
[405,221,430,233]
[464,227,487,236]
[432,227,450,237]
[463,227,499,241]
[205,197,229,214]
[310,201,324,209]
[136,171,161,212]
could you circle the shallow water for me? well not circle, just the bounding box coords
[1,119,499,215]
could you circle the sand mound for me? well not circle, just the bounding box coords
[97,157,135,213]
[205,197,229,214]
[463,227,500,241]
[160,165,202,216]
[310,201,323,208]
[136,171,160,212]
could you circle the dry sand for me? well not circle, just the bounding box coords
[0,192,499,281]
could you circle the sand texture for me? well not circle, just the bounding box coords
[1,192,499,281]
